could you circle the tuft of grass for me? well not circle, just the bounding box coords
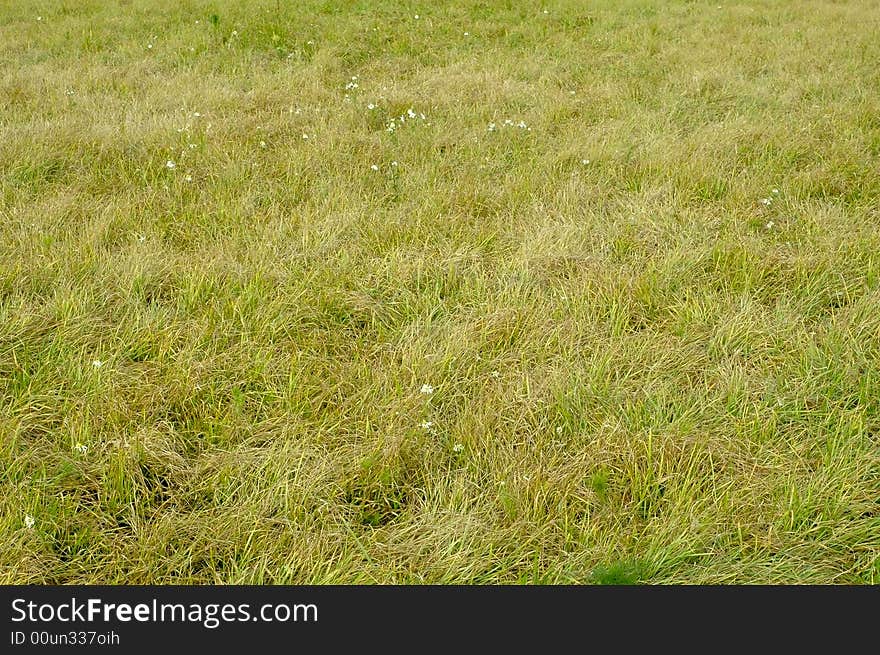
[1,0,879,584]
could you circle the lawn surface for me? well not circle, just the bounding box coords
[2,0,879,583]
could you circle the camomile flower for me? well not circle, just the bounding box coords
[452,443,464,453]
[581,159,590,165]
[165,160,176,169]
[24,515,35,529]
[367,103,376,110]
[760,197,772,206]
[92,360,103,368]
[490,370,500,378]
[420,421,433,430]
[74,443,88,454]
[766,221,774,229]
[370,164,379,171]
[420,383,434,395]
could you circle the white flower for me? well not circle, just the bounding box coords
[65,89,75,96]
[185,174,192,182]
[415,14,420,19]
[37,16,42,21]
[302,133,309,139]
[92,360,103,368]
[517,121,527,129]
[488,122,496,131]
[147,43,153,49]
[24,515,35,529]
[556,426,563,434]
[420,421,433,430]
[137,234,146,243]
[452,443,464,453]
[367,103,376,110]
[766,221,774,229]
[259,140,267,148]
[464,32,469,36]
[581,159,590,165]
[74,443,88,454]
[165,160,176,169]
[370,164,379,171]
[772,188,779,194]
[760,197,771,206]
[490,370,500,378]
[407,108,417,118]
[391,161,398,167]
[420,383,434,395]
[231,30,238,36]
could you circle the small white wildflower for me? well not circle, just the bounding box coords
[419,113,426,120]
[74,443,88,454]
[420,421,433,430]
[407,108,417,118]
[452,443,464,453]
[259,140,267,148]
[420,383,434,395]
[147,43,153,49]
[165,160,176,169]
[415,14,420,19]
[188,143,197,149]
[581,159,590,165]
[543,9,549,14]
[517,121,527,129]
[24,515,35,529]
[307,40,315,45]
[391,161,398,167]
[137,233,146,243]
[92,360,103,368]
[570,90,576,95]
[503,119,513,126]
[185,174,192,182]
[760,197,771,206]
[464,32,469,36]
[231,30,238,36]
[370,164,379,171]
[488,122,496,131]
[556,426,563,434]
[490,370,500,378]
[302,133,309,140]
[37,16,42,21]
[65,89,75,96]
[367,103,376,110]
[766,221,774,229]
[772,188,779,194]
[193,112,201,118]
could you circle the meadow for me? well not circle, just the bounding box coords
[1,0,879,583]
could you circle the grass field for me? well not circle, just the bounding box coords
[2,0,879,584]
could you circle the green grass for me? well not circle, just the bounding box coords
[2,0,879,584]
